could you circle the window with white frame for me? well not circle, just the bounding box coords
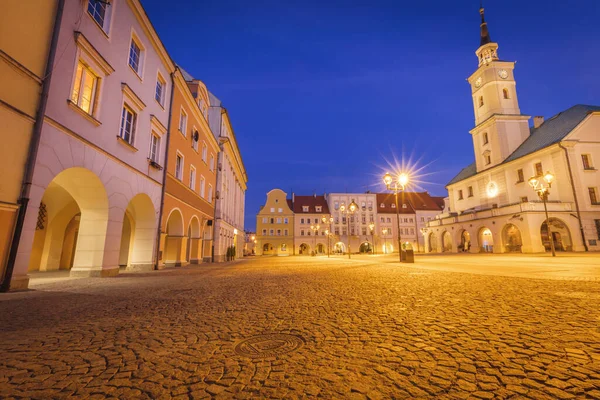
[208,184,213,203]
[316,206,322,212]
[189,166,196,190]
[179,109,187,135]
[200,175,206,198]
[202,142,207,162]
[155,73,166,106]
[87,0,111,33]
[175,153,183,180]
[302,206,309,212]
[209,154,215,171]
[119,104,137,144]
[70,61,98,115]
[149,132,160,163]
[128,35,144,76]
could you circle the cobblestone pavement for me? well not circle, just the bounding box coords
[1,255,600,399]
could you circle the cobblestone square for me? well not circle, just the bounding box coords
[1,254,600,399]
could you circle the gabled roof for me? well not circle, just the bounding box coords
[430,196,446,210]
[293,195,330,214]
[402,192,444,211]
[448,104,600,186]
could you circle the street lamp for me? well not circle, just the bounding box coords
[368,222,375,255]
[339,200,358,259]
[310,224,320,256]
[322,215,334,258]
[529,171,556,257]
[383,171,409,262]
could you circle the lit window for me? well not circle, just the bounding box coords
[179,109,187,135]
[155,74,166,106]
[71,61,98,114]
[149,133,160,163]
[175,154,183,180]
[200,175,205,197]
[128,38,143,75]
[119,105,137,144]
[189,166,196,190]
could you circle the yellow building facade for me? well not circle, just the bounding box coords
[256,189,294,256]
[0,0,59,290]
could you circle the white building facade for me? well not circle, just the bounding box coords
[422,8,600,254]
[208,93,247,262]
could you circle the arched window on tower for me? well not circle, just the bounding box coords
[479,96,484,107]
[503,88,509,99]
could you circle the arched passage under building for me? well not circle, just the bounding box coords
[459,230,471,252]
[28,167,109,276]
[478,227,494,253]
[334,242,346,254]
[541,218,573,252]
[186,216,201,264]
[164,209,184,266]
[502,224,523,253]
[442,231,452,252]
[262,243,274,255]
[299,243,311,255]
[428,232,438,253]
[359,242,373,254]
[118,193,156,271]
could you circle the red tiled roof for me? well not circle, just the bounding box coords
[430,196,446,210]
[287,199,293,210]
[376,193,416,214]
[376,192,443,213]
[293,195,330,214]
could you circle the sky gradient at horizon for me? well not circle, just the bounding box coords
[140,0,599,231]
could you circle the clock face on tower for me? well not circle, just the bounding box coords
[498,69,508,79]
[475,77,482,88]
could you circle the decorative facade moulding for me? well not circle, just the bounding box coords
[74,31,115,75]
[121,83,146,110]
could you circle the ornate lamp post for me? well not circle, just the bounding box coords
[310,224,320,255]
[529,171,556,257]
[368,222,375,255]
[339,200,358,259]
[322,216,334,258]
[383,172,409,262]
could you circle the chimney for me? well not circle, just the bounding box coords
[534,116,544,129]
[292,192,295,203]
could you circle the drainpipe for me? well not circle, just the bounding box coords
[0,0,65,292]
[559,143,588,251]
[153,67,178,269]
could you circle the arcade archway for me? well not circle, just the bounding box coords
[541,218,572,252]
[478,227,494,253]
[442,231,452,252]
[502,224,522,253]
[299,243,311,255]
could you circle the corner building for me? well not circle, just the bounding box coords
[9,0,175,289]
[423,7,600,254]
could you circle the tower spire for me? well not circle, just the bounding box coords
[479,5,492,46]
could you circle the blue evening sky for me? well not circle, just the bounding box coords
[141,0,599,231]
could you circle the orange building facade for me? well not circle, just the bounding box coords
[158,69,219,267]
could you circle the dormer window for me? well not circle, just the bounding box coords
[482,132,489,145]
[391,203,396,208]
[402,204,407,208]
[380,203,385,208]
[315,206,322,212]
[302,206,309,212]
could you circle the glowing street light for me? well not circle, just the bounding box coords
[322,215,334,257]
[340,200,358,259]
[368,222,375,255]
[382,171,410,262]
[529,171,556,256]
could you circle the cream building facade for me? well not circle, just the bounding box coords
[208,93,248,262]
[256,189,294,256]
[327,193,378,255]
[423,8,600,254]
[7,0,176,290]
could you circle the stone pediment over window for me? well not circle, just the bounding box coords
[74,31,114,75]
